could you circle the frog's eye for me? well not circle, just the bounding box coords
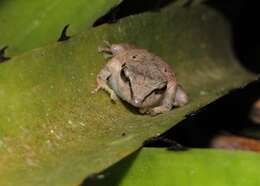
[154,84,167,94]
[120,68,130,82]
[157,82,167,90]
[154,89,163,95]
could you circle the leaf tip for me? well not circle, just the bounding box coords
[0,46,11,63]
[57,24,71,42]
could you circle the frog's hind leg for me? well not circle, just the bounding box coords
[98,46,112,54]
[98,41,112,53]
[149,85,188,115]
[173,85,188,106]
[98,41,113,59]
[91,67,118,101]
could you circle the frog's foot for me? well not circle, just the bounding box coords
[103,40,111,47]
[98,40,112,53]
[139,108,149,114]
[139,107,169,115]
[92,84,118,102]
[98,46,112,57]
[109,91,118,102]
[91,86,101,95]
[148,106,171,116]
[98,46,111,53]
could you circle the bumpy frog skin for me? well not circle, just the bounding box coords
[92,41,188,115]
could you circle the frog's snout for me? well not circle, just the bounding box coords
[133,97,143,107]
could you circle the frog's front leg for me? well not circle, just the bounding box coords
[148,105,172,116]
[92,67,118,101]
[139,108,149,114]
[148,83,177,115]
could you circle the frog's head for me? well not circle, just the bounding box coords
[120,63,167,108]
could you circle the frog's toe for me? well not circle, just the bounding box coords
[91,90,96,95]
[97,46,102,52]
[103,40,111,47]
[139,108,159,116]
[103,53,113,59]
[91,86,100,95]
[139,108,148,114]
[97,46,108,53]
[110,93,118,102]
[149,106,171,116]
[149,109,160,116]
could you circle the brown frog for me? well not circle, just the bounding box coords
[92,41,188,115]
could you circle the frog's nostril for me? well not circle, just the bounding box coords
[134,98,142,106]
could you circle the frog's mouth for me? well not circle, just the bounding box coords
[131,82,167,107]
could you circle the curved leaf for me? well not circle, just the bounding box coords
[0,3,257,186]
[86,148,260,186]
[0,0,121,56]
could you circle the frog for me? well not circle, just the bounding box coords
[92,41,188,115]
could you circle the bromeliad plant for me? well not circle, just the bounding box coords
[0,0,258,186]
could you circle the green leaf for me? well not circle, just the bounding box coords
[0,3,257,186]
[86,148,260,186]
[0,0,121,56]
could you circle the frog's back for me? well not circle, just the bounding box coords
[116,48,175,81]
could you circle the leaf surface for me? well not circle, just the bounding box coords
[0,0,121,56]
[86,148,260,186]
